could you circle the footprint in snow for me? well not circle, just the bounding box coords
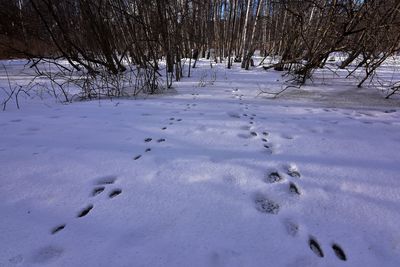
[250,131,257,137]
[263,144,273,153]
[266,171,283,183]
[157,138,166,143]
[289,182,301,195]
[228,112,241,118]
[109,189,122,199]
[238,133,252,139]
[282,134,294,140]
[145,148,151,152]
[32,245,63,264]
[284,219,299,237]
[144,138,152,142]
[262,131,269,136]
[309,238,324,257]
[254,194,280,214]
[362,120,374,125]
[162,127,167,130]
[134,155,142,160]
[286,165,301,178]
[384,109,396,114]
[51,224,66,235]
[332,244,347,261]
[95,175,117,185]
[92,186,105,196]
[77,204,94,218]
[177,119,182,122]
[261,138,268,142]
[170,118,175,121]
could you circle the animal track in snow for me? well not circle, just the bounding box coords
[32,245,63,264]
[92,186,105,196]
[77,204,94,218]
[287,165,301,178]
[51,224,66,234]
[263,144,273,153]
[255,196,280,214]
[281,133,294,140]
[109,189,122,198]
[261,138,268,142]
[384,109,396,114]
[228,112,241,118]
[332,244,347,261]
[157,138,166,143]
[96,176,117,185]
[145,148,151,152]
[262,131,269,136]
[134,155,142,160]
[289,182,301,195]
[238,133,252,139]
[144,138,152,142]
[162,127,167,130]
[309,238,324,257]
[266,171,283,183]
[250,131,257,137]
[284,220,299,237]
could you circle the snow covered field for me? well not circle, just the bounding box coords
[1,59,400,266]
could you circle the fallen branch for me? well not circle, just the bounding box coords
[386,82,400,99]
[256,81,301,99]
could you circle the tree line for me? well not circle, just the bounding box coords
[0,0,399,97]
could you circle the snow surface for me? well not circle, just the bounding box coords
[1,59,400,267]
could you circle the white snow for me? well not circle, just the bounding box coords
[1,59,400,267]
